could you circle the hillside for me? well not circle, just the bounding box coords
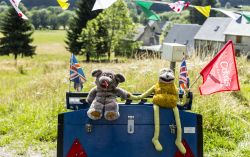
[219,0,250,6]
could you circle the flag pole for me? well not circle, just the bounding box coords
[69,53,72,92]
[189,75,201,89]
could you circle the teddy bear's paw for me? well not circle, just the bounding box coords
[104,111,120,121]
[152,138,163,151]
[175,140,186,154]
[87,109,102,120]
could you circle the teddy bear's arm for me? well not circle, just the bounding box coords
[115,88,130,100]
[86,87,97,104]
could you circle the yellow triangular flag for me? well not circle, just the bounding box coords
[57,0,70,10]
[194,6,211,17]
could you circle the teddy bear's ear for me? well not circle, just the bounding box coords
[92,69,102,77]
[115,73,125,83]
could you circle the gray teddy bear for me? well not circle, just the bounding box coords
[86,69,131,121]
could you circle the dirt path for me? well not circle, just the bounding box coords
[0,147,56,157]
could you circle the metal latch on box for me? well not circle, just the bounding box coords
[128,116,135,134]
[85,123,93,133]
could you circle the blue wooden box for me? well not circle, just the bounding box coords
[57,93,203,157]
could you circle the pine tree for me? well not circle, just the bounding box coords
[65,0,101,61]
[0,4,36,63]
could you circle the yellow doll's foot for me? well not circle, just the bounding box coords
[152,138,163,151]
[175,140,186,154]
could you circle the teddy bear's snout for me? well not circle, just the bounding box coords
[99,77,112,89]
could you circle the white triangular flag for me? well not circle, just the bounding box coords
[92,0,117,11]
[10,0,21,7]
[16,0,21,6]
[9,0,28,20]
[214,8,241,20]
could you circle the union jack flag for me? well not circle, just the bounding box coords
[179,58,189,93]
[70,54,86,91]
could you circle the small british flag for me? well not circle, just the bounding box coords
[70,54,86,91]
[179,58,189,93]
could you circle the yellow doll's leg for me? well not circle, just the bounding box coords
[152,105,163,151]
[173,107,186,154]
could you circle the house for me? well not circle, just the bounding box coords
[194,17,250,57]
[224,21,250,55]
[194,17,232,57]
[133,20,170,46]
[164,24,201,55]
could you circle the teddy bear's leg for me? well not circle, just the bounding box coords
[173,106,186,154]
[104,100,119,121]
[152,105,163,151]
[87,100,104,120]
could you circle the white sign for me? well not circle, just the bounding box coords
[184,127,196,134]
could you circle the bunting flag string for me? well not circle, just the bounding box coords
[135,0,250,23]
[168,1,190,14]
[92,0,117,11]
[213,8,241,20]
[57,0,70,10]
[14,0,21,7]
[9,0,28,20]
[242,12,250,23]
[135,0,160,21]
[194,6,211,18]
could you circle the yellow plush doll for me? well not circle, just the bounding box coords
[131,68,186,154]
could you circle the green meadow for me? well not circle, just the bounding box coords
[0,30,249,156]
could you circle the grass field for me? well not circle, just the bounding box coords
[0,30,249,156]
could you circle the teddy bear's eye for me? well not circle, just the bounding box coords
[109,75,113,79]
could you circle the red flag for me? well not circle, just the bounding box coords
[199,40,240,95]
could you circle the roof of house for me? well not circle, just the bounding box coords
[194,17,232,42]
[164,24,201,47]
[140,45,162,52]
[133,25,146,41]
[224,20,250,36]
[159,21,171,31]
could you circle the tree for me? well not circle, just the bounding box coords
[0,4,36,64]
[48,14,60,30]
[80,0,139,60]
[37,9,50,28]
[65,0,101,61]
[58,11,73,30]
[0,4,9,26]
[30,9,41,29]
[99,0,136,60]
